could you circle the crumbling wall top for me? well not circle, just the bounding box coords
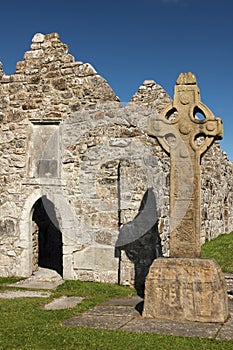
[0,32,119,124]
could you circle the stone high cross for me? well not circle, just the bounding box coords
[148,72,223,258]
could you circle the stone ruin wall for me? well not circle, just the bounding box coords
[201,143,233,241]
[0,32,118,278]
[0,32,232,282]
[62,104,170,285]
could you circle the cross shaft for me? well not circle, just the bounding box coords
[148,72,223,258]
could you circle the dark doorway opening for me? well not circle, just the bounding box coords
[32,196,63,276]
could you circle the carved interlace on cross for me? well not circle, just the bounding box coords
[148,72,223,258]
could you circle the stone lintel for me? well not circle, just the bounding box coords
[143,258,229,323]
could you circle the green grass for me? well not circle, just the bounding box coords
[0,276,24,284]
[0,278,233,349]
[201,231,233,273]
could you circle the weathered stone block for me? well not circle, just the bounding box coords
[143,258,228,323]
[63,254,74,280]
[74,246,118,272]
[0,218,16,236]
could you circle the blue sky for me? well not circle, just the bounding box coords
[0,0,232,159]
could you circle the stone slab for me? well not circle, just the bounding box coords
[85,305,139,317]
[102,296,143,307]
[216,314,233,340]
[62,296,233,340]
[8,280,64,290]
[63,315,133,330]
[29,267,63,281]
[0,290,50,298]
[122,317,221,339]
[143,258,228,323]
[43,296,84,310]
[7,267,64,290]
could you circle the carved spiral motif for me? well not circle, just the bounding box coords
[180,93,190,105]
[179,123,191,135]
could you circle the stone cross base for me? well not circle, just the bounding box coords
[143,258,229,323]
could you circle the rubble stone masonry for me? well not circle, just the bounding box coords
[0,33,232,283]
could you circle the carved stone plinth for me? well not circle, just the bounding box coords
[143,258,229,323]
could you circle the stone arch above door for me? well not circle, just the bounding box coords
[18,190,43,277]
[18,190,78,279]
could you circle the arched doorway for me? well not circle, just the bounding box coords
[32,196,63,276]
